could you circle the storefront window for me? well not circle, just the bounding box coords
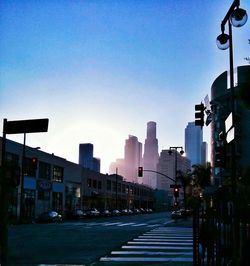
[52,165,63,182]
[39,161,51,180]
[52,192,63,213]
[23,189,35,219]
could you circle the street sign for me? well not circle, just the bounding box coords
[226,126,235,143]
[225,112,233,133]
[4,118,49,134]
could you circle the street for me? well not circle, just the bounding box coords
[7,211,192,266]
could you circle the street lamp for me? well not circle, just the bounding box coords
[216,0,247,190]
[216,0,247,263]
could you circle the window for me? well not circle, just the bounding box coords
[52,165,63,182]
[38,191,50,200]
[24,157,37,177]
[107,180,111,191]
[98,181,102,189]
[87,178,92,188]
[52,192,63,213]
[6,152,19,166]
[93,179,97,188]
[112,181,116,192]
[39,162,51,180]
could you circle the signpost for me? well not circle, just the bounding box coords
[0,118,49,265]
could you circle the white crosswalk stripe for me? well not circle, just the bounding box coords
[62,221,160,228]
[99,226,193,263]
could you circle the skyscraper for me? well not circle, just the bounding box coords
[79,143,100,172]
[124,135,142,183]
[185,122,203,166]
[143,121,159,188]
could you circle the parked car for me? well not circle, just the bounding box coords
[120,209,129,215]
[100,209,111,217]
[171,209,187,219]
[64,209,87,220]
[127,209,134,215]
[36,211,62,223]
[87,208,100,217]
[133,208,141,214]
[111,209,121,216]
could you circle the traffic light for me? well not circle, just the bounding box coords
[174,187,179,198]
[138,167,143,177]
[214,146,225,167]
[195,103,205,127]
[31,157,38,171]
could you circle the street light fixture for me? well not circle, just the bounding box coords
[215,0,247,263]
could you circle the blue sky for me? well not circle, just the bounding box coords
[1,0,249,173]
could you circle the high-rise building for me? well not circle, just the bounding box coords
[185,122,203,166]
[143,121,159,188]
[156,149,191,191]
[124,135,142,183]
[201,141,208,165]
[79,143,100,172]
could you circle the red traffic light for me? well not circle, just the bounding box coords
[138,167,143,177]
[174,187,179,197]
[31,157,38,170]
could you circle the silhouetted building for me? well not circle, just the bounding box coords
[79,143,100,172]
[143,121,159,188]
[201,141,208,165]
[124,135,142,183]
[185,122,203,166]
[210,65,250,186]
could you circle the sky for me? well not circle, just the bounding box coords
[1,0,249,174]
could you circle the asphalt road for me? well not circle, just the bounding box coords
[7,211,174,266]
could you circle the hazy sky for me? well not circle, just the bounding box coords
[1,0,249,173]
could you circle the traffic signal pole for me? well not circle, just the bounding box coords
[19,133,26,224]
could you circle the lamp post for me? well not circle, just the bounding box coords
[216,1,248,188]
[216,1,247,262]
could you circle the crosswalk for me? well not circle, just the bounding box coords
[61,221,161,228]
[99,226,193,263]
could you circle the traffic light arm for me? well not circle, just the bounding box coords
[142,169,176,182]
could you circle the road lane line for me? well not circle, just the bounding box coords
[99,257,193,262]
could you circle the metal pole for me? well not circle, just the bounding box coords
[19,133,26,223]
[0,119,8,265]
[115,167,118,210]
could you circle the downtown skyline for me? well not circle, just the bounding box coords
[1,0,249,173]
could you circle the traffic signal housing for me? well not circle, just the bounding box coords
[138,167,143,177]
[31,157,38,171]
[195,103,205,127]
[174,187,179,198]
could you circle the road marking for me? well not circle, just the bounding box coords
[122,245,193,250]
[100,257,193,262]
[103,222,122,226]
[117,222,136,226]
[139,235,192,239]
[111,251,193,255]
[131,223,147,227]
[127,241,193,246]
[133,238,193,242]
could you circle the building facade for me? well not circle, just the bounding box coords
[156,149,191,208]
[210,65,250,186]
[0,138,154,223]
[185,121,203,166]
[79,143,100,172]
[143,121,159,188]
